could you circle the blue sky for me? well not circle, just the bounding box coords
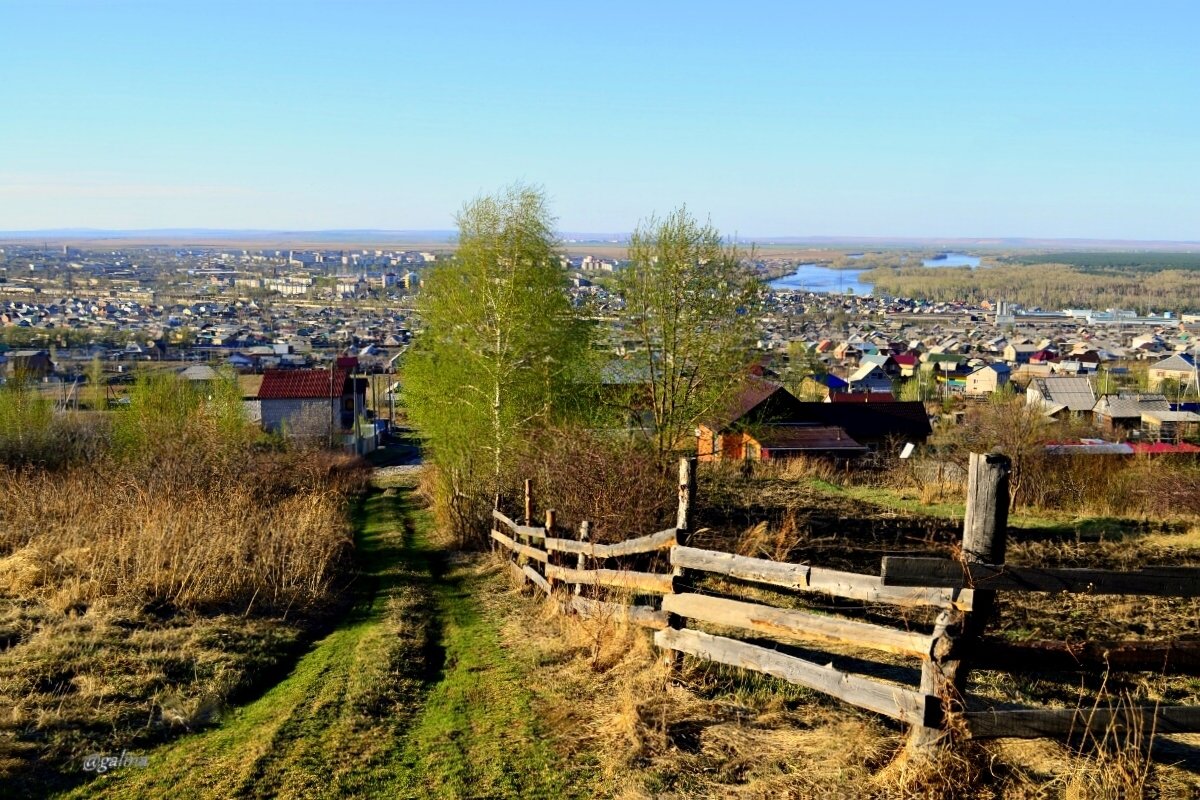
[1,0,1198,239]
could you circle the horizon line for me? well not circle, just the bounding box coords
[1,228,1199,249]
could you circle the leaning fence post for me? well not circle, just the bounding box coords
[524,479,533,528]
[909,451,1010,753]
[663,456,697,669]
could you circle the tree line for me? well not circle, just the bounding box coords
[860,263,1200,313]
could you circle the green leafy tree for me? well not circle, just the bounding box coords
[784,341,826,397]
[404,185,591,540]
[618,206,762,459]
[110,369,254,472]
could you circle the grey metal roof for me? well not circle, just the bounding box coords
[1094,393,1169,419]
[1032,377,1096,412]
[1152,353,1196,372]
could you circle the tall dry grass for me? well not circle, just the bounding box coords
[0,455,363,616]
[0,370,369,616]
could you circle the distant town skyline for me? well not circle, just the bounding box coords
[2,1,1198,240]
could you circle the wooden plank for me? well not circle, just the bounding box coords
[491,509,546,539]
[673,546,972,611]
[974,638,1200,676]
[523,564,551,595]
[514,524,547,540]
[544,564,673,594]
[662,593,933,658]
[910,452,1010,754]
[965,705,1200,739]
[545,528,677,558]
[574,520,589,596]
[492,508,519,530]
[490,530,548,563]
[655,628,937,727]
[664,457,696,672]
[808,565,974,612]
[882,557,1200,597]
[671,545,810,588]
[604,527,677,556]
[568,595,669,629]
[545,537,592,556]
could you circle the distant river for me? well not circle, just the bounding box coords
[767,263,871,295]
[767,252,980,295]
[922,253,980,267]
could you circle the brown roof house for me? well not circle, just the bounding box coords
[3,349,53,380]
[696,378,865,462]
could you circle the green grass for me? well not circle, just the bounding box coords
[381,565,570,796]
[59,489,582,799]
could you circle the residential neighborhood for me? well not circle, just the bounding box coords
[3,242,1199,454]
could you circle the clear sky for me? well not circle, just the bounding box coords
[1,0,1198,239]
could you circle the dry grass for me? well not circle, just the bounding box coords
[496,566,912,798]
[493,571,1200,797]
[0,446,368,790]
[0,453,365,615]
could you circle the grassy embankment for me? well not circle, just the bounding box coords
[64,487,584,800]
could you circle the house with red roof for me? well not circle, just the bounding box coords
[256,359,367,439]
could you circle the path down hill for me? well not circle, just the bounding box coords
[66,489,581,799]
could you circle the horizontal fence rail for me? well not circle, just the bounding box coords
[963,705,1200,740]
[544,564,674,595]
[661,592,935,659]
[882,557,1200,597]
[654,627,939,728]
[545,527,676,558]
[673,545,975,611]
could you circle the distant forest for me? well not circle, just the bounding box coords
[861,260,1200,313]
[998,251,1200,273]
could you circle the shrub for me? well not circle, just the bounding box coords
[0,378,56,465]
[514,428,676,543]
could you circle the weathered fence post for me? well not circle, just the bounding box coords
[575,520,590,597]
[522,479,534,547]
[663,456,697,669]
[909,451,1010,753]
[542,508,556,591]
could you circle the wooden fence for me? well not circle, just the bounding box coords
[491,453,1200,753]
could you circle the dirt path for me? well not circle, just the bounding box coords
[64,489,581,799]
